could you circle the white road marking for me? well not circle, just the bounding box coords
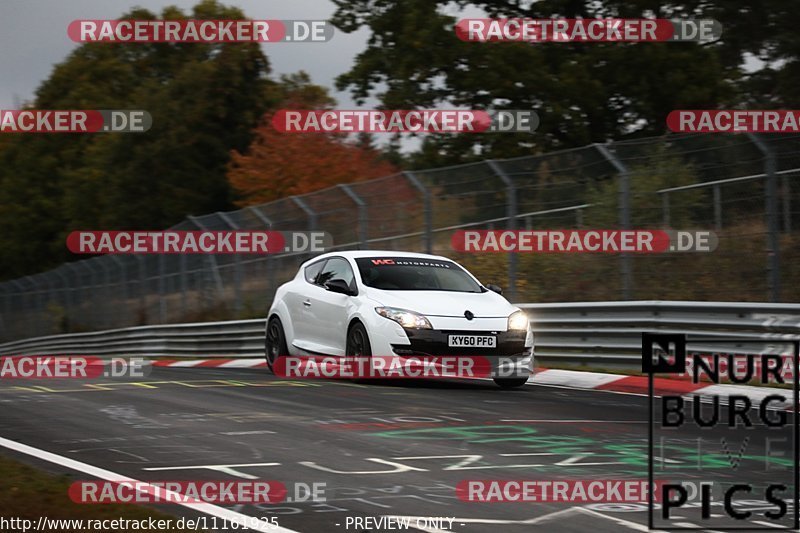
[500,419,647,423]
[0,436,298,533]
[144,462,280,479]
[751,520,793,528]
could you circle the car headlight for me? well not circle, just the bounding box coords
[508,310,529,331]
[375,307,433,329]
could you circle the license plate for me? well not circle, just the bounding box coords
[448,335,496,348]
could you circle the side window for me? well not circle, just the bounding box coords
[304,260,325,284]
[316,257,355,290]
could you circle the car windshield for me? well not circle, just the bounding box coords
[355,257,486,293]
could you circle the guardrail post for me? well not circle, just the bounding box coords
[661,192,670,227]
[487,160,518,301]
[595,143,632,300]
[403,171,432,254]
[747,133,781,302]
[338,184,368,248]
[713,185,722,231]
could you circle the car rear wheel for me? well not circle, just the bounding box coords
[265,316,288,372]
[493,377,529,389]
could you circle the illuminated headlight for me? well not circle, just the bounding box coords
[375,307,433,329]
[508,310,529,331]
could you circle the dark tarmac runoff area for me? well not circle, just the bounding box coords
[0,366,796,532]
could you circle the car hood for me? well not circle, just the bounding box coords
[364,288,516,318]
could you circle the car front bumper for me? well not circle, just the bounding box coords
[390,329,534,379]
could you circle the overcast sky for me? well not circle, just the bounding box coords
[0,0,372,110]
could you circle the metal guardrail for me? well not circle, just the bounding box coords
[1,301,799,366]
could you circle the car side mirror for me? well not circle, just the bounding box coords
[486,284,503,295]
[325,279,353,295]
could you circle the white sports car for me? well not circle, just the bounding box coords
[265,251,534,388]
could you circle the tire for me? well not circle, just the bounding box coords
[493,377,529,389]
[346,322,373,382]
[345,322,372,357]
[265,316,288,372]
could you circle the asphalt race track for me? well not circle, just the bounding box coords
[0,366,796,532]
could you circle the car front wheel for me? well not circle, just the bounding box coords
[346,322,372,357]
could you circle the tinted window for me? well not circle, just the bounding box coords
[316,257,355,290]
[355,257,485,293]
[304,260,325,283]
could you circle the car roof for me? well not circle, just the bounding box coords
[301,250,453,265]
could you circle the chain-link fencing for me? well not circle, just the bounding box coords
[1,132,798,342]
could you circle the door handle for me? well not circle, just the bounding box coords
[302,300,312,307]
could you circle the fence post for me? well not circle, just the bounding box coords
[0,283,8,340]
[23,276,41,335]
[747,133,781,302]
[661,192,670,227]
[135,256,147,323]
[82,260,102,329]
[8,280,26,338]
[64,263,83,328]
[247,206,275,299]
[108,256,128,303]
[487,160,518,301]
[782,175,791,233]
[403,171,432,254]
[188,216,224,306]
[338,184,368,248]
[157,254,167,323]
[292,196,318,231]
[713,185,722,231]
[595,143,632,300]
[217,211,243,315]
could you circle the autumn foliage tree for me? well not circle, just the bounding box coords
[227,73,398,206]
